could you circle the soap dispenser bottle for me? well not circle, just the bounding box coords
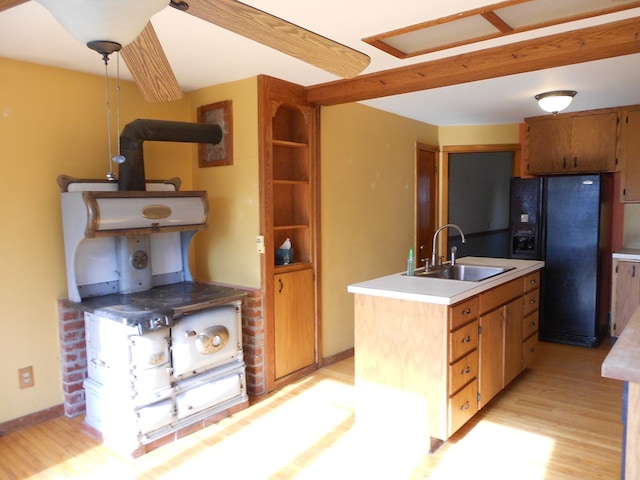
[407,248,415,276]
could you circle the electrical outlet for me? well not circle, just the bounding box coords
[256,235,265,254]
[18,366,34,389]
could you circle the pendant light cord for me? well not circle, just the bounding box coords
[115,52,121,161]
[104,59,114,179]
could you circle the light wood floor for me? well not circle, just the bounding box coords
[0,341,623,479]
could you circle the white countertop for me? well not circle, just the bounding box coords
[347,256,544,305]
[613,249,640,261]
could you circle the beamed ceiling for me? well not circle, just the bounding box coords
[0,1,639,125]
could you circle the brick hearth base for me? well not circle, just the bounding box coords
[57,286,265,418]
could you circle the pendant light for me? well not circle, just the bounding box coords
[36,0,168,179]
[35,0,168,51]
[535,90,577,114]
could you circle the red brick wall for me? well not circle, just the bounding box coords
[57,300,88,417]
[56,288,266,417]
[241,289,266,395]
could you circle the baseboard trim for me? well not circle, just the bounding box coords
[0,404,64,436]
[321,347,354,367]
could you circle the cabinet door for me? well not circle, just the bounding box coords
[504,297,524,386]
[479,307,503,408]
[526,117,571,174]
[274,269,315,379]
[620,109,640,201]
[571,113,618,172]
[612,261,640,336]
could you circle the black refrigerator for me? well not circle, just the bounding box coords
[509,174,613,347]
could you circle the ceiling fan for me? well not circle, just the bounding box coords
[0,0,370,102]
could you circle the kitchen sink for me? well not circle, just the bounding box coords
[413,264,515,282]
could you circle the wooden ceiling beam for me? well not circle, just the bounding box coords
[307,16,640,106]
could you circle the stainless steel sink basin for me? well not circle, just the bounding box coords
[414,264,515,282]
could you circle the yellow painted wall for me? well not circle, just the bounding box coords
[187,78,261,289]
[438,124,520,146]
[0,58,191,422]
[320,103,438,356]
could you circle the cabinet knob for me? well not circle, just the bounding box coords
[529,299,537,305]
[461,366,471,375]
[460,401,470,411]
[461,335,471,344]
[462,308,472,315]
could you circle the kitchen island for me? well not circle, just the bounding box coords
[348,257,544,453]
[602,305,640,479]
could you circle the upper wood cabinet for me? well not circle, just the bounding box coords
[526,111,619,175]
[619,108,640,202]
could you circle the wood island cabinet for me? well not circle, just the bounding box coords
[259,75,319,391]
[352,265,542,453]
[526,111,618,175]
[478,278,523,408]
[448,297,479,434]
[522,271,540,368]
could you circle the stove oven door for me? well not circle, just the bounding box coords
[175,365,246,420]
[171,302,242,380]
[129,329,172,403]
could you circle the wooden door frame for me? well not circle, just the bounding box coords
[415,143,439,269]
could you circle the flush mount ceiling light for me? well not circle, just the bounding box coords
[535,90,577,114]
[36,0,168,59]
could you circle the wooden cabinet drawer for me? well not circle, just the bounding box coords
[523,271,540,292]
[449,350,478,395]
[523,334,538,369]
[523,289,539,317]
[449,320,478,363]
[449,297,479,331]
[479,279,522,315]
[448,379,478,436]
[523,312,539,340]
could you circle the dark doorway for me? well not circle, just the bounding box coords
[447,150,515,258]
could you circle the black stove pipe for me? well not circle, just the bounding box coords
[118,119,223,191]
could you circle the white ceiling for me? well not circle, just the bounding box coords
[1,0,640,125]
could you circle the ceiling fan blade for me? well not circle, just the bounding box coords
[0,0,28,11]
[121,22,183,103]
[182,0,370,78]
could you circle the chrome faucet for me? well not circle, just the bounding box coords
[431,223,466,268]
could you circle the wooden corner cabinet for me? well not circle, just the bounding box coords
[258,75,319,391]
[525,110,618,175]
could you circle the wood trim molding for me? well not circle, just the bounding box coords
[307,16,640,106]
[0,405,64,436]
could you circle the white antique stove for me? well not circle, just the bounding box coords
[58,176,248,456]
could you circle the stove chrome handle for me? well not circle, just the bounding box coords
[185,330,198,338]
